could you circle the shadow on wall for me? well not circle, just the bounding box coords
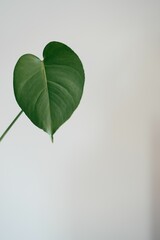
[152,120,160,240]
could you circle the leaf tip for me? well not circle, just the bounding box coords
[50,134,54,143]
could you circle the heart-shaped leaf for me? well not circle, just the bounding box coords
[13,42,85,141]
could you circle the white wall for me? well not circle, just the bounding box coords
[0,0,160,239]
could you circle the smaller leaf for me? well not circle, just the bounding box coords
[13,41,85,140]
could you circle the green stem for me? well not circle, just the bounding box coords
[0,110,23,142]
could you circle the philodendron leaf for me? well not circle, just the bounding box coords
[13,41,85,141]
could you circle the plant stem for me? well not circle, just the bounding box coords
[0,110,23,142]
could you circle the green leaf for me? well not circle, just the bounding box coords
[13,41,85,141]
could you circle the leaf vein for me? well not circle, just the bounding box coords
[45,64,83,79]
[47,80,76,106]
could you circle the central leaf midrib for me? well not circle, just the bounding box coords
[41,60,52,134]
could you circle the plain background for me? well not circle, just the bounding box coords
[0,0,160,239]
